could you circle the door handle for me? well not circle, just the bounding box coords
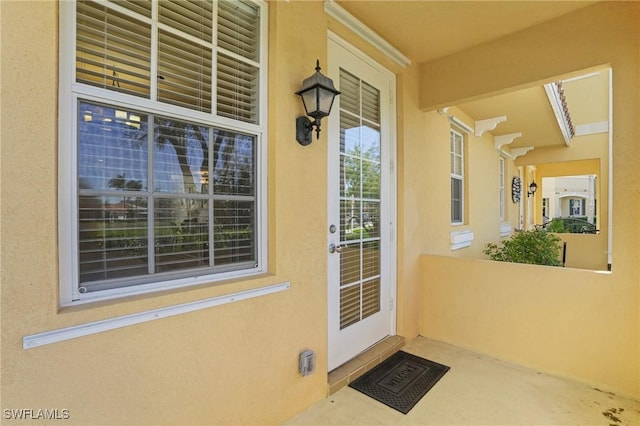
[329,243,344,254]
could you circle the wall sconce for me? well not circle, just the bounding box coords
[295,60,341,146]
[527,181,538,197]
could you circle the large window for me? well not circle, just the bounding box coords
[450,129,465,224]
[59,0,267,304]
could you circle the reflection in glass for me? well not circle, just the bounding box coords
[338,67,383,329]
[213,130,255,196]
[341,112,360,153]
[340,155,361,199]
[154,119,210,194]
[78,102,148,191]
[214,200,255,266]
[340,199,361,241]
[77,100,257,289]
[155,198,209,272]
[362,201,381,238]
[78,195,148,284]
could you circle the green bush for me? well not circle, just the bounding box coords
[483,229,563,266]
[546,218,565,233]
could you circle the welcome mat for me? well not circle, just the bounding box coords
[349,351,450,414]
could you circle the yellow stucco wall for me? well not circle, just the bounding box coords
[419,1,639,398]
[421,255,638,397]
[413,106,521,259]
[1,1,638,424]
[0,2,337,423]
[0,1,424,424]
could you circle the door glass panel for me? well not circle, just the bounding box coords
[362,201,380,238]
[340,243,360,286]
[362,278,380,320]
[338,68,382,330]
[340,284,360,329]
[362,241,380,279]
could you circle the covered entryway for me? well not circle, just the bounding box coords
[326,34,397,371]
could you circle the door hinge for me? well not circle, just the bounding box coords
[389,297,394,311]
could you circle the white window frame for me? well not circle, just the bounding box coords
[58,0,269,306]
[499,157,505,221]
[569,198,584,216]
[450,128,465,225]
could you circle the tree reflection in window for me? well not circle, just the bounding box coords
[77,100,256,288]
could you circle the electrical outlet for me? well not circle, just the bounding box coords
[299,349,315,377]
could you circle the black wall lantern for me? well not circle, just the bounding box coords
[295,60,341,146]
[527,181,538,197]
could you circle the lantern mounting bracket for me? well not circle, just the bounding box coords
[296,116,316,146]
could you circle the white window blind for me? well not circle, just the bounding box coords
[63,0,266,303]
[76,1,152,98]
[76,0,262,123]
[216,1,260,124]
[157,29,213,112]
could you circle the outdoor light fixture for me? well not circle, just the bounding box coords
[527,181,538,197]
[295,60,341,146]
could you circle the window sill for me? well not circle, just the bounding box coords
[450,229,474,250]
[500,223,513,238]
[25,281,290,350]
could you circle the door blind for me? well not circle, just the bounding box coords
[338,68,382,330]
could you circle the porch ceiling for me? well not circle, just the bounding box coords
[455,70,610,149]
[336,0,608,151]
[336,0,599,65]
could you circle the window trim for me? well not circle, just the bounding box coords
[499,157,505,221]
[58,0,269,306]
[450,127,465,225]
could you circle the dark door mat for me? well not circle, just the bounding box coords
[349,350,450,414]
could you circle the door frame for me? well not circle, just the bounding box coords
[326,32,398,371]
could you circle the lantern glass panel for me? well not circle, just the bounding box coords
[300,89,318,116]
[317,87,336,116]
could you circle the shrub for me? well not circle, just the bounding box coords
[546,218,565,233]
[483,229,563,266]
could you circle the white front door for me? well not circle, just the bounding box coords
[327,35,396,371]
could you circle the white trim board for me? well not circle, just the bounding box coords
[450,230,474,251]
[24,282,290,350]
[324,0,411,68]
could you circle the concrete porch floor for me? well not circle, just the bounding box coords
[285,337,640,425]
